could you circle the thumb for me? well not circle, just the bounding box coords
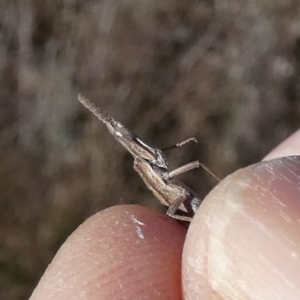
[183,156,300,299]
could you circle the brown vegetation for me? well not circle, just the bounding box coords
[1,1,300,299]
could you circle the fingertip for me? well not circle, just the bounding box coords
[30,205,187,300]
[183,156,300,299]
[264,129,300,160]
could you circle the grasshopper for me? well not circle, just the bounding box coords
[78,95,217,221]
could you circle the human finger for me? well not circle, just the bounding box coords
[30,205,187,300]
[183,156,300,299]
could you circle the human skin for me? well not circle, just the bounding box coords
[30,130,300,300]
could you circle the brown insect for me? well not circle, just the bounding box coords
[78,95,218,221]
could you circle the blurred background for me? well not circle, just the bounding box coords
[1,0,300,299]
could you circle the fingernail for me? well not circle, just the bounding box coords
[183,156,300,299]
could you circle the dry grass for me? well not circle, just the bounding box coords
[1,0,300,299]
